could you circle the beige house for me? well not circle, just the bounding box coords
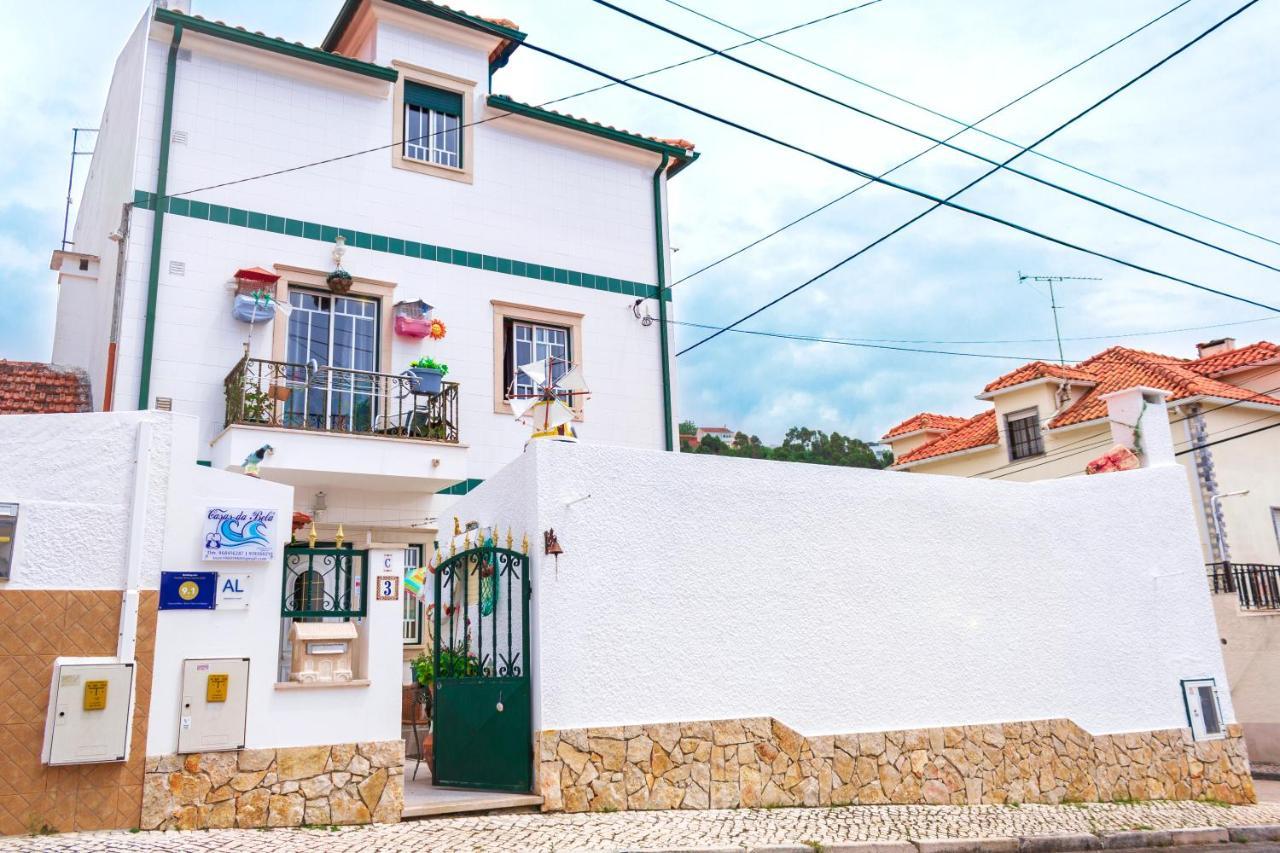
[882,338,1280,761]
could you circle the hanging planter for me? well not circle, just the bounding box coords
[268,383,292,402]
[232,291,277,324]
[406,357,448,395]
[394,299,435,339]
[326,269,353,294]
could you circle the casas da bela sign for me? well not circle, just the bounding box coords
[203,507,277,562]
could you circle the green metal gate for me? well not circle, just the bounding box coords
[432,540,532,792]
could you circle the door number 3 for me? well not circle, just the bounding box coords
[375,575,400,601]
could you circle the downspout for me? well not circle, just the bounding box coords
[652,153,673,451]
[138,21,183,410]
[117,421,153,662]
[103,202,133,411]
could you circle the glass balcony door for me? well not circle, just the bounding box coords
[284,290,378,432]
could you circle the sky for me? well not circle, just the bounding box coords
[3,0,1278,444]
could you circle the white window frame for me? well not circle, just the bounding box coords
[390,61,475,184]
[404,102,460,169]
[509,321,571,402]
[1005,407,1045,462]
[402,545,425,646]
[1182,678,1225,740]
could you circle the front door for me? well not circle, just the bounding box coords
[432,541,532,792]
[284,290,378,432]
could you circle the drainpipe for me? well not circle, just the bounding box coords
[652,153,673,451]
[1210,490,1249,567]
[137,21,183,411]
[103,203,132,411]
[117,421,153,662]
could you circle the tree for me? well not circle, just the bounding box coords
[678,420,697,436]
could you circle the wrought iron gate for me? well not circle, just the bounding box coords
[432,540,532,792]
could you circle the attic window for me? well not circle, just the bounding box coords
[1005,408,1044,461]
[404,82,461,169]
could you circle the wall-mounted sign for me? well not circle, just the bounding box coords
[203,507,277,562]
[206,673,229,703]
[375,575,400,601]
[215,572,252,610]
[160,571,217,610]
[83,680,108,711]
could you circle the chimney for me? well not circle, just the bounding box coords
[1100,386,1174,467]
[1196,337,1236,359]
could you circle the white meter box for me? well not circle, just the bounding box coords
[42,658,136,765]
[179,657,250,754]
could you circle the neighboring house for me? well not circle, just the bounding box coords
[49,2,695,667]
[695,425,734,442]
[880,337,1280,760]
[0,360,92,414]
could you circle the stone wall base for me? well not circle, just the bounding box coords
[536,718,1254,813]
[142,741,403,830]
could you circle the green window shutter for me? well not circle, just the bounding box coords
[405,82,462,116]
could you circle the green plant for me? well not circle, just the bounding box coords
[411,645,484,683]
[802,841,827,852]
[241,387,272,422]
[1130,824,1156,831]
[409,356,448,376]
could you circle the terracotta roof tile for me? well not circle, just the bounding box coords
[982,361,1096,394]
[882,412,968,440]
[893,410,997,466]
[0,361,92,415]
[1189,341,1280,377]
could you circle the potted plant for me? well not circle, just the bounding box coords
[326,268,353,294]
[268,383,291,402]
[241,388,273,423]
[406,357,448,395]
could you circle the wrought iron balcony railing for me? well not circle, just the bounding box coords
[1206,562,1280,611]
[224,356,459,444]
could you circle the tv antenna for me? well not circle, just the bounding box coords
[1017,272,1101,365]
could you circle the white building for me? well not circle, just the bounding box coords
[51,0,696,563]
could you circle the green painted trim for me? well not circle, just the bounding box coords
[436,478,484,496]
[653,153,674,452]
[138,23,183,411]
[322,0,526,72]
[156,8,398,82]
[196,460,212,467]
[488,95,698,172]
[134,190,668,301]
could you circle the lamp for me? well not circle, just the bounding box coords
[312,490,327,519]
[332,235,347,267]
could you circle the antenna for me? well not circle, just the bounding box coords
[1017,272,1101,365]
[61,127,99,251]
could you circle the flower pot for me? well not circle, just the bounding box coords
[268,383,291,402]
[423,732,435,777]
[326,272,353,294]
[395,315,433,339]
[406,367,444,395]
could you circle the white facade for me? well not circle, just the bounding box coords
[452,440,1233,738]
[52,0,694,546]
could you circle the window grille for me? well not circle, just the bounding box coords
[1006,409,1044,461]
[404,82,462,168]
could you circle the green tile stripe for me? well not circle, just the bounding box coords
[134,190,668,301]
[436,478,484,496]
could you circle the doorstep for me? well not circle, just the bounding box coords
[402,774,542,818]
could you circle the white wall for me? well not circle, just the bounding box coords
[451,442,1233,737]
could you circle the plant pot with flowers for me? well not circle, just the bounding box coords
[406,357,447,395]
[326,268,353,294]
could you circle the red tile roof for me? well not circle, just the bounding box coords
[894,410,997,466]
[1190,341,1280,377]
[890,342,1280,467]
[0,361,92,415]
[982,361,1097,394]
[882,412,968,440]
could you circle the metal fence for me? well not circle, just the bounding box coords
[224,356,459,443]
[1206,562,1280,610]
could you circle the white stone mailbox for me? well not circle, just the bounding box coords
[289,622,358,683]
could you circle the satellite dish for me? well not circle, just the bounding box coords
[507,355,589,442]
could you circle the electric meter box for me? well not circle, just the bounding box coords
[178,657,250,754]
[41,658,136,765]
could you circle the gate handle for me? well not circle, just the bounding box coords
[496,690,504,713]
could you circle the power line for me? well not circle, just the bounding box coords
[662,0,1280,266]
[1176,419,1280,456]
[625,0,1275,357]
[594,0,1280,278]
[160,1,888,202]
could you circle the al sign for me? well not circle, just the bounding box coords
[203,507,277,562]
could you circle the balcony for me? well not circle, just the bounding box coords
[1207,562,1280,611]
[209,356,467,492]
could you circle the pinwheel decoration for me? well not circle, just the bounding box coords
[506,355,589,441]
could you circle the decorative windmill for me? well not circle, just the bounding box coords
[507,356,589,441]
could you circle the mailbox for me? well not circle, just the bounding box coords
[289,622,358,683]
[178,657,249,754]
[41,659,135,765]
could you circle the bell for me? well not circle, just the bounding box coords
[543,529,563,557]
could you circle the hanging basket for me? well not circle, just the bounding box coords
[232,294,275,324]
[395,315,433,338]
[268,383,292,402]
[327,270,353,294]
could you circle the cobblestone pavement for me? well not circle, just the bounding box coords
[6,801,1280,852]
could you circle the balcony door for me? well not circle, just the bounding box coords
[284,290,379,433]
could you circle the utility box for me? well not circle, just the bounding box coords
[41,658,135,765]
[289,622,358,683]
[178,658,249,754]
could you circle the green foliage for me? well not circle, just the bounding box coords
[409,356,449,376]
[678,419,697,435]
[411,645,483,684]
[678,425,888,470]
